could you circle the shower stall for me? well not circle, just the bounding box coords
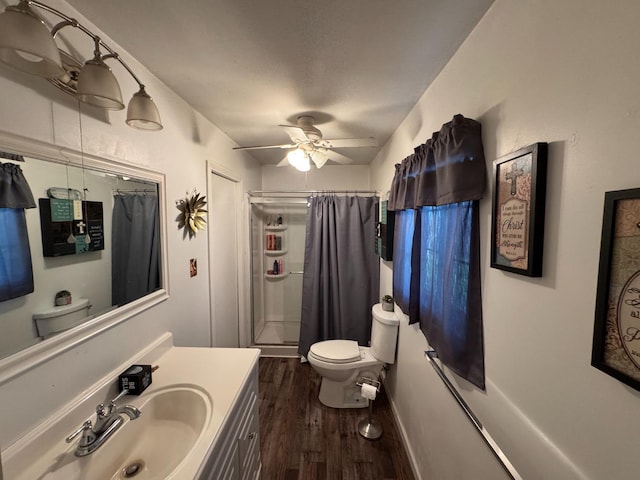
[248,192,308,351]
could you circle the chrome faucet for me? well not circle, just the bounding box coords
[66,389,141,456]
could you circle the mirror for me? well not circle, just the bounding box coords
[0,132,166,362]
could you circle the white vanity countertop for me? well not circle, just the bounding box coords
[144,346,261,479]
[3,344,261,480]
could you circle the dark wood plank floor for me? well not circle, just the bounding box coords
[258,357,415,480]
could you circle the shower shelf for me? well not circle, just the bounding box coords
[265,273,289,280]
[265,249,287,256]
[265,225,287,231]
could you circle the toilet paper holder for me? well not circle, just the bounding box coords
[356,376,380,391]
[355,376,382,440]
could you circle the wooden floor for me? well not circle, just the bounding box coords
[258,357,415,480]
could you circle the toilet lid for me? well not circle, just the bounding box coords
[309,340,360,364]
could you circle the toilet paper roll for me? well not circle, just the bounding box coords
[360,383,377,400]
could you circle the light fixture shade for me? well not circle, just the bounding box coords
[76,57,124,110]
[126,86,163,131]
[310,150,328,169]
[0,2,64,78]
[287,148,310,172]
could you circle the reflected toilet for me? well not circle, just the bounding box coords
[33,298,93,338]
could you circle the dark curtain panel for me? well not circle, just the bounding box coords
[0,209,34,301]
[389,114,486,390]
[392,208,419,321]
[0,162,36,302]
[417,201,484,389]
[298,195,380,357]
[112,195,160,306]
[0,162,36,209]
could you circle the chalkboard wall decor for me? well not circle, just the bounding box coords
[38,198,104,256]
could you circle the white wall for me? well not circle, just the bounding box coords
[0,0,260,450]
[372,1,640,479]
[261,164,371,191]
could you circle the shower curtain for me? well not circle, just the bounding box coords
[298,195,380,357]
[112,194,160,306]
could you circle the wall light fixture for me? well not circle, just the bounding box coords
[0,0,162,131]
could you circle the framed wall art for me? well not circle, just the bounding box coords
[592,188,640,391]
[490,142,548,277]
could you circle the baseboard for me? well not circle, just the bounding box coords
[254,344,300,357]
[386,385,423,480]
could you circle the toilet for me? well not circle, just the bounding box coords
[307,303,400,408]
[33,298,93,338]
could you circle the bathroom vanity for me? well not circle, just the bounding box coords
[1,336,261,479]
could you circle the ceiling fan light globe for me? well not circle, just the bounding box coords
[287,148,310,171]
[295,159,310,172]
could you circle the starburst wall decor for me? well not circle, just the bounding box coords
[176,190,207,238]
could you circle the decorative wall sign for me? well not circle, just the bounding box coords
[490,143,548,277]
[38,198,104,256]
[592,188,640,391]
[176,190,207,238]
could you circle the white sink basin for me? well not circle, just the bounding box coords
[13,386,212,480]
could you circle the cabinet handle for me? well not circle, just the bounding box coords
[247,432,256,440]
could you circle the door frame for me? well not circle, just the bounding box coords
[206,161,249,347]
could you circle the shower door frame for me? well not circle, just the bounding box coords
[248,192,309,353]
[247,190,379,355]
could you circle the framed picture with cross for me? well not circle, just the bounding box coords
[490,142,548,277]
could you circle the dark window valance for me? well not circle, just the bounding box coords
[0,162,36,209]
[388,114,486,210]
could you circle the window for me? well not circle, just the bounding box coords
[389,115,486,389]
[394,201,484,389]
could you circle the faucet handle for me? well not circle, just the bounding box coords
[66,420,93,443]
[96,402,111,418]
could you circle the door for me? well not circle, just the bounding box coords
[209,171,239,347]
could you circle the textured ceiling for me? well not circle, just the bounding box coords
[65,0,494,166]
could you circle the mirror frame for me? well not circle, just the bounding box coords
[0,129,169,385]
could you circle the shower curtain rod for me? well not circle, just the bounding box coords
[248,190,379,196]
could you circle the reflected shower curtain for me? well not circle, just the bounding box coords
[112,194,160,306]
[298,195,380,357]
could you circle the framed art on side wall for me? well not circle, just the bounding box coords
[490,142,548,277]
[592,188,640,391]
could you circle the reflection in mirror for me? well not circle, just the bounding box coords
[0,152,162,361]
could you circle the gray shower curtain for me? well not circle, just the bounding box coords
[298,195,380,357]
[112,194,160,306]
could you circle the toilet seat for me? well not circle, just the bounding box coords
[309,339,360,364]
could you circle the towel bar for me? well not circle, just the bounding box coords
[426,350,523,480]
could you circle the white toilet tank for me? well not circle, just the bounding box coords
[33,298,92,338]
[370,303,400,364]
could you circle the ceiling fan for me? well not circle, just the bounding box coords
[232,115,377,171]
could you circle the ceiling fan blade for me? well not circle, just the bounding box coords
[232,143,296,151]
[326,150,354,164]
[279,125,309,144]
[321,137,377,149]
